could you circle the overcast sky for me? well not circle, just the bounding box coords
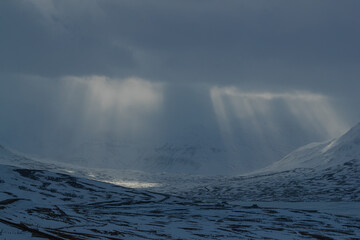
[1,1,359,87]
[0,1,359,172]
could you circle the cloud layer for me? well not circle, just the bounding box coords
[0,1,359,173]
[1,1,359,88]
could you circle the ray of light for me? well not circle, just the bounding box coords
[210,86,349,171]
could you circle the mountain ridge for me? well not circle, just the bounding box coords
[261,122,360,172]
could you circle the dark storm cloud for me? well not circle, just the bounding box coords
[0,1,135,77]
[1,0,359,89]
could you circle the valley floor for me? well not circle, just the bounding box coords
[1,165,360,239]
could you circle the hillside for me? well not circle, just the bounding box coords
[1,164,359,239]
[263,122,360,172]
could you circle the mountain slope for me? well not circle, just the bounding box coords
[1,124,360,239]
[1,135,359,203]
[263,122,360,172]
[170,122,360,203]
[178,159,360,202]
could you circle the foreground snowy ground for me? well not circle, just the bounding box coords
[1,164,360,240]
[1,120,360,239]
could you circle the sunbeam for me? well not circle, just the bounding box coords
[43,76,165,168]
[62,76,163,135]
[210,86,349,172]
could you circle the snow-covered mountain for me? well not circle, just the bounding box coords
[7,110,326,175]
[161,122,360,202]
[262,122,360,172]
[1,120,360,204]
[179,158,360,202]
[57,140,233,175]
[1,122,360,238]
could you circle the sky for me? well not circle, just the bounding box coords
[0,1,359,174]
